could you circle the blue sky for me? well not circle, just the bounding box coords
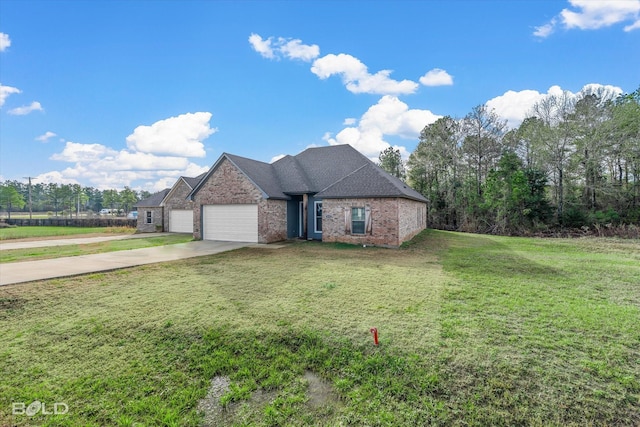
[1,0,638,192]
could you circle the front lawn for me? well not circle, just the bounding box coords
[0,226,134,241]
[0,230,638,426]
[0,234,195,263]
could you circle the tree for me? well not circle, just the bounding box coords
[379,147,406,180]
[408,116,462,228]
[608,87,640,218]
[47,183,65,216]
[0,183,26,219]
[528,90,576,223]
[102,189,120,213]
[119,187,138,214]
[483,151,551,234]
[70,184,90,218]
[461,105,506,197]
[569,94,608,212]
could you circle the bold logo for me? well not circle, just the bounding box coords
[12,401,69,416]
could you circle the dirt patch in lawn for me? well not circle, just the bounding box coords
[303,370,341,409]
[197,371,341,425]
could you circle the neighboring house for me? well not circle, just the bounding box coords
[187,144,427,247]
[133,189,170,233]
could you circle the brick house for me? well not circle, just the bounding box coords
[133,188,169,233]
[134,173,206,233]
[188,144,427,247]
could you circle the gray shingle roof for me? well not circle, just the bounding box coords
[315,162,427,202]
[274,145,370,193]
[271,155,313,193]
[190,144,427,203]
[134,188,170,207]
[183,172,207,189]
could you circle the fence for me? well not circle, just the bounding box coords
[3,218,137,228]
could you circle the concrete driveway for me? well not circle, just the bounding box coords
[0,239,251,286]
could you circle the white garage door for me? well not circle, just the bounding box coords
[203,204,258,242]
[169,209,194,233]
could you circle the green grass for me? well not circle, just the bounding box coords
[0,234,195,263]
[0,230,638,426]
[0,226,134,241]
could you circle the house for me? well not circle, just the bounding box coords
[133,188,169,233]
[133,173,206,233]
[187,144,427,247]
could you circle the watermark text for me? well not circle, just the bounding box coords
[12,401,68,416]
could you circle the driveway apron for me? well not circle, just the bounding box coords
[0,240,249,286]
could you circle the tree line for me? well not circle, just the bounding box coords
[380,86,640,235]
[0,181,152,218]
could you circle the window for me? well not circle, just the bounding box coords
[352,207,365,234]
[146,211,152,224]
[314,201,322,233]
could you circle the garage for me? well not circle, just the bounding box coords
[169,209,194,233]
[203,204,258,242]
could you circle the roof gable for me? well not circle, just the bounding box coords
[161,172,208,206]
[188,153,288,200]
[225,154,288,199]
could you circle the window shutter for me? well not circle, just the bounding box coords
[365,206,372,234]
[344,208,351,233]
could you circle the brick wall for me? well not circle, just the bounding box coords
[136,207,164,233]
[192,157,286,242]
[398,198,427,243]
[162,179,195,231]
[322,197,426,247]
[259,199,287,243]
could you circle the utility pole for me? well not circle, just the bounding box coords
[23,177,33,220]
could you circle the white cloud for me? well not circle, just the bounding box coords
[0,84,21,107]
[343,118,356,126]
[311,53,418,95]
[40,152,209,190]
[270,154,286,163]
[249,33,320,62]
[97,151,190,171]
[0,32,10,52]
[419,68,454,86]
[44,112,214,190]
[486,83,623,129]
[248,33,275,59]
[33,170,81,186]
[279,38,320,61]
[324,95,440,158]
[486,89,548,129]
[51,141,118,162]
[8,101,43,115]
[35,131,58,143]
[624,19,640,31]
[251,33,429,96]
[533,19,558,38]
[561,0,640,30]
[535,0,640,37]
[126,112,215,157]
